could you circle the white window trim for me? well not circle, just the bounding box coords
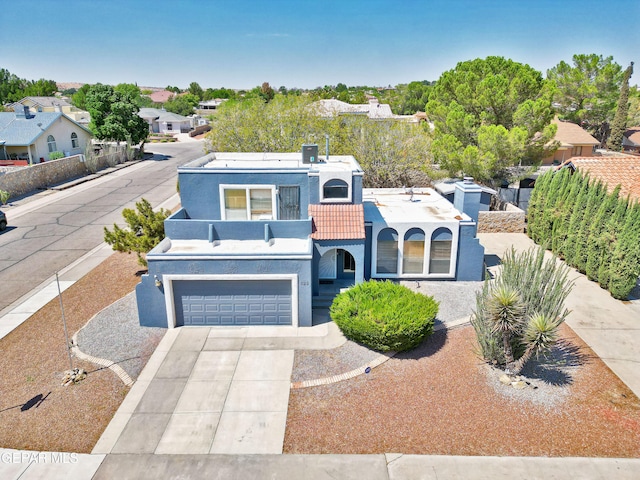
[371,225,458,279]
[321,178,351,203]
[219,184,277,220]
[162,273,299,328]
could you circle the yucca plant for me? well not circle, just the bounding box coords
[487,284,524,367]
[511,313,561,375]
[471,247,573,373]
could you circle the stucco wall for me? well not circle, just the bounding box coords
[33,116,91,161]
[137,254,313,328]
[477,204,526,233]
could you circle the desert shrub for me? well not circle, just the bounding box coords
[49,151,64,160]
[330,280,438,352]
[0,189,10,205]
[471,247,573,371]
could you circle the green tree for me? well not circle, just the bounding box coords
[547,54,623,142]
[562,174,591,265]
[104,198,171,267]
[608,203,640,299]
[203,87,236,101]
[608,62,634,151]
[86,84,148,144]
[114,83,153,108]
[0,68,57,103]
[390,81,432,115]
[573,180,606,273]
[164,93,199,116]
[597,194,628,290]
[188,82,204,100]
[427,56,556,181]
[553,171,585,257]
[628,86,640,126]
[260,82,275,102]
[204,95,435,187]
[71,84,91,110]
[585,186,620,281]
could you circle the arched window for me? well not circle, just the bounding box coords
[429,228,452,274]
[376,228,398,274]
[71,132,79,148]
[403,228,425,274]
[47,135,57,153]
[322,179,349,199]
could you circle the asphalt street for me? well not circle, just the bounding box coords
[0,141,204,315]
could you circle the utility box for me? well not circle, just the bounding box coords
[302,144,318,164]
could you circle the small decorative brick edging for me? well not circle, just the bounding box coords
[291,351,397,389]
[291,318,472,390]
[70,340,134,387]
[71,307,135,387]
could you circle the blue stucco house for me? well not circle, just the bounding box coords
[136,146,485,328]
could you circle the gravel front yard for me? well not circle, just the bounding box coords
[285,324,640,457]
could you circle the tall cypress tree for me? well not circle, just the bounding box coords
[574,180,605,273]
[597,194,629,290]
[539,169,567,245]
[527,171,552,243]
[562,175,591,266]
[609,62,634,152]
[609,203,640,299]
[554,171,584,257]
[585,186,620,281]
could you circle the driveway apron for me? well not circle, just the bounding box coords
[96,327,294,455]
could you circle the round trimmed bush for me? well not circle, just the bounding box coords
[330,280,439,352]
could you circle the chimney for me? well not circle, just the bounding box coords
[453,177,482,222]
[14,105,31,118]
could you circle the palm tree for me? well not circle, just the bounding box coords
[511,313,561,375]
[487,284,524,372]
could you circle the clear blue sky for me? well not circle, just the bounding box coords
[2,0,637,89]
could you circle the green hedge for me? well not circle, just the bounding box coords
[527,169,640,299]
[330,280,438,352]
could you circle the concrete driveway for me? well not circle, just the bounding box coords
[93,321,343,456]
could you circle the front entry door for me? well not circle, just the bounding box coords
[337,249,356,280]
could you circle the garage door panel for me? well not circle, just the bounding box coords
[175,280,292,326]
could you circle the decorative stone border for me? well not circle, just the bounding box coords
[70,305,135,387]
[291,317,471,389]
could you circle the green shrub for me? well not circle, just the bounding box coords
[0,189,10,205]
[49,151,65,160]
[330,280,438,352]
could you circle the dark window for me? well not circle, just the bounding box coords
[429,228,452,274]
[323,179,349,199]
[377,228,398,274]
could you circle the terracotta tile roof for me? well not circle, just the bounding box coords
[551,117,600,147]
[148,90,175,103]
[309,204,365,240]
[624,127,640,146]
[566,156,640,202]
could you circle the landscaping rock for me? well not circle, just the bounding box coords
[499,374,512,385]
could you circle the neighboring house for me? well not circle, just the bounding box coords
[11,96,91,125]
[136,146,486,328]
[623,127,640,154]
[312,98,419,122]
[543,117,600,165]
[0,106,93,164]
[560,155,640,202]
[197,99,227,114]
[138,108,193,134]
[147,90,175,105]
